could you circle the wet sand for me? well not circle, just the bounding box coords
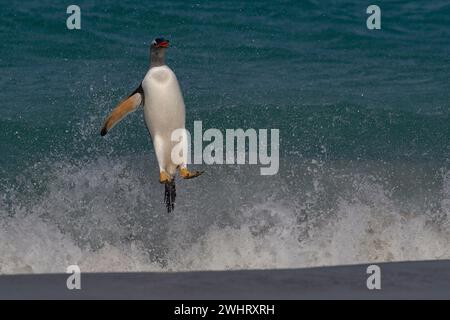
[1,260,449,299]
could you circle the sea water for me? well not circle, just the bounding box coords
[0,0,449,273]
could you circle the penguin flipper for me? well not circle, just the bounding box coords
[164,180,176,213]
[100,85,144,136]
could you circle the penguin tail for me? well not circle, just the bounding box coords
[164,179,176,213]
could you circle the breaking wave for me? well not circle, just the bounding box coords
[1,155,449,274]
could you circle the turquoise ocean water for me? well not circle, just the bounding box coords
[0,1,449,273]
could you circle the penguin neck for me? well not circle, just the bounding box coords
[150,50,166,68]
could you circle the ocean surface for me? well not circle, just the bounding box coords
[0,0,449,274]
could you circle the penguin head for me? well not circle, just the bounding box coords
[151,38,170,49]
[150,38,169,66]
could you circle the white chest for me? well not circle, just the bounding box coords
[142,66,181,100]
[141,65,186,133]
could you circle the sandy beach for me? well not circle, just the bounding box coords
[1,260,449,299]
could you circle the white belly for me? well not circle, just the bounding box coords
[142,65,186,174]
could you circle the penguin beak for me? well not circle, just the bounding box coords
[157,40,170,48]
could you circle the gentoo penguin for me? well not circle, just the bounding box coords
[100,37,202,212]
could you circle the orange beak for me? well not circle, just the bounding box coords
[157,40,169,48]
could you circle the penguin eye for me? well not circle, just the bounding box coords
[152,40,157,46]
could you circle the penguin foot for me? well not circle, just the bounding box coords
[179,167,204,179]
[159,171,173,184]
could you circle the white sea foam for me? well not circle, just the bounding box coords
[0,158,449,274]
